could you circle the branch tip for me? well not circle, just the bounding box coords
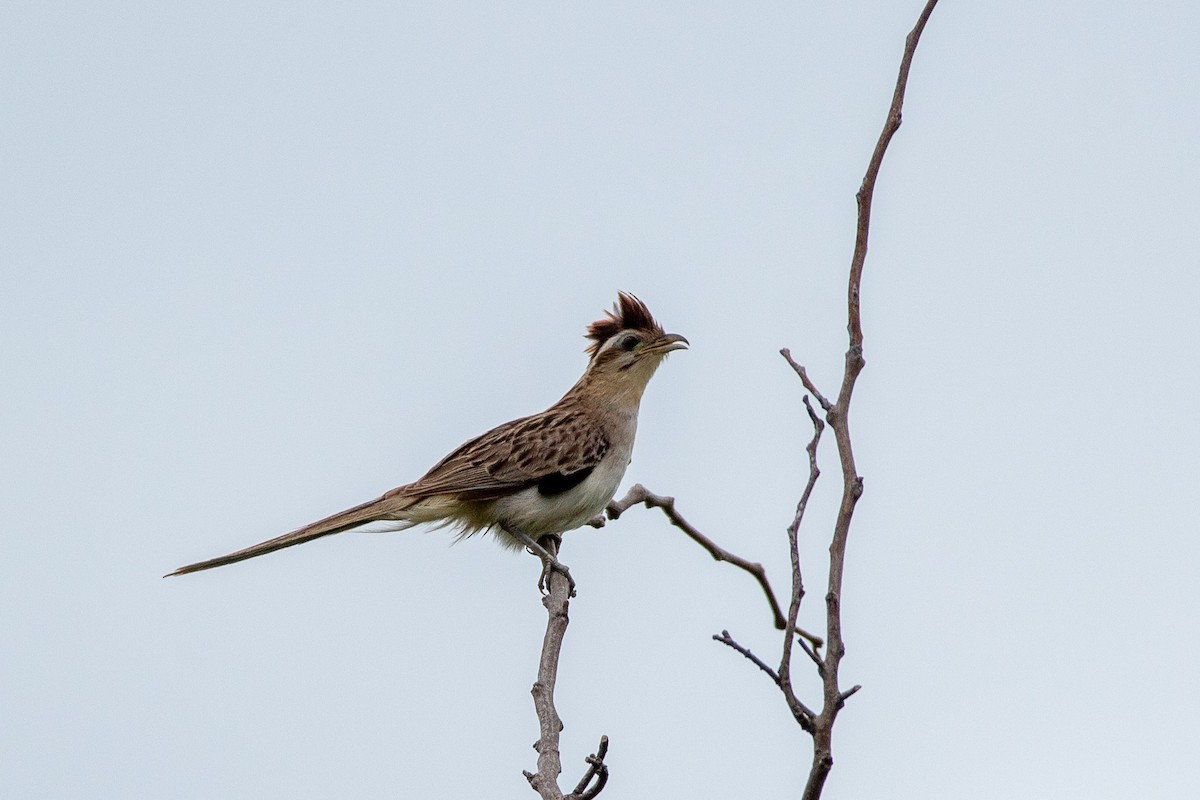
[800,4,939,798]
[780,349,834,413]
[713,629,781,685]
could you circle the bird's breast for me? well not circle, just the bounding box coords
[491,431,634,539]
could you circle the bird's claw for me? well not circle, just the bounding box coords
[538,555,576,598]
[509,528,577,598]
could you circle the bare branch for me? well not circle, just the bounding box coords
[797,3,940,799]
[795,634,824,674]
[712,630,817,732]
[566,736,610,800]
[712,629,781,684]
[608,484,822,643]
[777,392,826,723]
[607,486,788,629]
[838,685,863,708]
[524,537,608,800]
[846,0,940,354]
[780,349,833,413]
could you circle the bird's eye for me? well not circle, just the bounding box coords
[619,335,640,351]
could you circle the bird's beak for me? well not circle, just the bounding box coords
[646,332,689,355]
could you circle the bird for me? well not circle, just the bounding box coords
[167,292,687,594]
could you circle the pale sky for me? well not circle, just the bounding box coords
[4,2,1199,798]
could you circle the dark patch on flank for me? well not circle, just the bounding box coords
[537,466,595,496]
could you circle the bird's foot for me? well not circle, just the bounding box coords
[537,552,576,598]
[509,529,576,598]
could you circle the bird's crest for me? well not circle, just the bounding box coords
[585,292,664,357]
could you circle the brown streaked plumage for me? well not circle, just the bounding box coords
[167,292,687,591]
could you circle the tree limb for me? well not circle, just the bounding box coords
[606,484,822,650]
[523,537,609,800]
[797,3,940,799]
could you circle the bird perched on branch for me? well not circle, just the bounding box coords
[167,292,687,594]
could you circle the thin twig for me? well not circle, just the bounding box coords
[795,635,824,674]
[607,485,787,628]
[781,349,833,413]
[607,484,823,648]
[567,736,610,800]
[713,629,817,732]
[712,629,781,684]
[777,393,826,721]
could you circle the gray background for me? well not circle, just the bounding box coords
[4,2,1198,798]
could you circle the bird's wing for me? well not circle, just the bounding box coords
[167,409,607,577]
[397,408,609,502]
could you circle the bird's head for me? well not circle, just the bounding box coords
[582,292,688,397]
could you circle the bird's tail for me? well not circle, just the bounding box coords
[165,494,410,577]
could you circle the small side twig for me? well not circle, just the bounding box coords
[566,736,610,800]
[714,630,816,732]
[838,685,863,709]
[781,349,833,414]
[712,629,780,684]
[795,631,824,674]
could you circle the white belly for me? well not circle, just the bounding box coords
[488,436,633,540]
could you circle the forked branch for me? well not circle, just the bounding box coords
[792,3,940,799]
[567,736,610,800]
